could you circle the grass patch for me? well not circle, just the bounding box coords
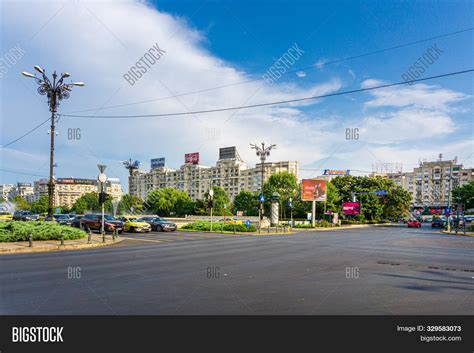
[181,221,256,232]
[293,220,338,228]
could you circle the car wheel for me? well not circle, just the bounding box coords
[157,225,163,232]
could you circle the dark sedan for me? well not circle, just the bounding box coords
[431,218,445,228]
[71,215,84,228]
[12,211,39,221]
[141,216,177,232]
[44,214,73,225]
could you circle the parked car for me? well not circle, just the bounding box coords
[431,218,445,228]
[120,216,151,233]
[80,214,124,233]
[0,211,13,221]
[463,215,474,223]
[407,219,421,228]
[44,214,73,225]
[141,216,177,232]
[218,217,243,225]
[71,215,83,228]
[12,211,39,221]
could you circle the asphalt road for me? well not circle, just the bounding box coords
[1,224,473,314]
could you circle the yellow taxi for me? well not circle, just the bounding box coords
[0,211,13,221]
[120,216,151,233]
[220,217,243,225]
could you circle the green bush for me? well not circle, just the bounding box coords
[182,221,256,232]
[0,221,86,242]
[293,223,314,228]
[293,221,337,228]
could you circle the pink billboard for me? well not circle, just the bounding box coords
[342,201,360,214]
[184,152,199,165]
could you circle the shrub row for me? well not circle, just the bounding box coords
[182,221,256,232]
[0,221,86,242]
[293,220,337,228]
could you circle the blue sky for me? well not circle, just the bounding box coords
[0,0,473,189]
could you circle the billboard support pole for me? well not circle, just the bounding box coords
[311,200,316,227]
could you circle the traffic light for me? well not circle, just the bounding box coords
[208,199,214,208]
[99,191,108,204]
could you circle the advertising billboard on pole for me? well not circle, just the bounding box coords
[342,202,361,214]
[301,179,327,201]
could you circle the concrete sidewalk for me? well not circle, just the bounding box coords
[0,234,124,254]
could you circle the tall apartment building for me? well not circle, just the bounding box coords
[34,177,124,208]
[380,155,473,209]
[130,146,299,201]
[0,184,15,200]
[16,183,35,203]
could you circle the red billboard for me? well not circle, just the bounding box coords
[301,179,327,201]
[342,202,360,214]
[185,152,199,165]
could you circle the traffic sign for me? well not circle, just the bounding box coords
[259,195,265,202]
[245,220,251,227]
[376,190,387,196]
[55,208,61,214]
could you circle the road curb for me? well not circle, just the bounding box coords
[440,230,474,237]
[0,237,124,255]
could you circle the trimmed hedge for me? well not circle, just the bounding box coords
[294,220,337,228]
[182,221,256,232]
[0,221,86,242]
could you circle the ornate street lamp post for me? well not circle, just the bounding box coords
[250,142,276,231]
[22,66,84,216]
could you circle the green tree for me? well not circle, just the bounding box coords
[120,194,143,214]
[263,172,299,218]
[233,190,259,216]
[452,180,474,210]
[13,196,31,211]
[204,186,230,216]
[330,175,411,221]
[145,188,194,217]
[71,192,112,214]
[31,196,49,214]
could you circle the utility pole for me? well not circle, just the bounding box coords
[22,66,84,216]
[250,142,276,232]
[98,165,107,242]
[208,188,214,232]
[289,197,293,229]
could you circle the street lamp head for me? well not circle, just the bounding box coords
[34,65,44,74]
[21,71,36,78]
[62,72,70,78]
[71,81,85,87]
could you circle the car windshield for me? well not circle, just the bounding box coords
[103,215,116,221]
[154,217,165,221]
[128,218,142,222]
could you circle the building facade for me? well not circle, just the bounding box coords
[34,177,123,208]
[0,184,15,200]
[130,147,299,201]
[380,155,473,208]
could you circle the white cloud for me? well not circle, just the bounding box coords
[296,71,306,77]
[359,108,456,144]
[314,58,329,69]
[361,80,469,111]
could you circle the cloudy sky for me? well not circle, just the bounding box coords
[0,0,472,190]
